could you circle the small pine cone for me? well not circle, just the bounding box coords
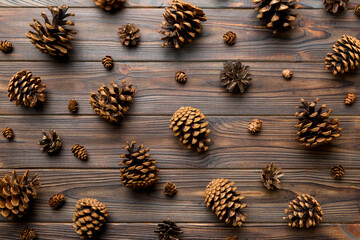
[220,60,252,94]
[323,0,348,14]
[2,127,14,140]
[331,165,344,179]
[38,130,62,154]
[204,178,247,227]
[175,71,187,83]
[20,227,37,240]
[93,0,125,11]
[344,92,356,105]
[73,198,108,239]
[261,162,284,190]
[223,31,237,45]
[49,192,65,209]
[164,182,177,197]
[170,106,211,152]
[154,218,183,240]
[68,99,78,112]
[282,69,293,80]
[248,119,262,134]
[284,194,324,228]
[355,4,360,16]
[226,236,239,240]
[72,144,88,160]
[0,40,13,53]
[102,55,114,69]
[7,70,46,108]
[118,23,140,47]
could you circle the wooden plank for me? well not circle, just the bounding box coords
[0,115,359,169]
[1,9,360,62]
[0,62,358,116]
[0,222,359,239]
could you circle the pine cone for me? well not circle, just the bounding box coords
[331,165,344,179]
[220,60,252,94]
[72,144,88,160]
[90,81,136,124]
[253,0,300,34]
[295,98,342,147]
[175,71,187,83]
[92,0,125,11]
[68,99,78,112]
[158,0,207,48]
[325,35,360,75]
[344,92,356,105]
[283,194,324,228]
[204,178,247,227]
[355,4,360,16]
[38,130,62,154]
[225,236,239,240]
[154,218,183,240]
[49,192,65,209]
[73,198,108,239]
[0,170,40,220]
[323,0,348,14]
[2,127,14,140]
[118,23,141,47]
[119,141,159,189]
[7,70,46,108]
[169,106,211,152]
[223,31,237,45]
[25,5,76,57]
[20,227,37,240]
[261,162,284,190]
[102,55,114,69]
[282,69,293,80]
[164,182,177,197]
[248,119,262,134]
[0,40,13,53]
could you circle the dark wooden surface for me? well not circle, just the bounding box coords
[0,0,359,239]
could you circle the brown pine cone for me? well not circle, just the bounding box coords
[344,92,356,105]
[323,0,348,14]
[68,99,78,112]
[282,69,293,80]
[118,23,140,47]
[355,4,360,16]
[20,227,37,240]
[261,162,284,190]
[164,182,177,197]
[223,31,237,45]
[154,218,183,240]
[93,0,125,11]
[331,165,344,179]
[38,130,62,154]
[102,55,114,69]
[2,127,14,140]
[226,236,239,240]
[248,119,262,134]
[220,60,252,94]
[49,192,66,209]
[72,144,88,160]
[175,71,187,83]
[0,40,13,53]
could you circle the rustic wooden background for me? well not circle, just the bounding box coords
[1,0,360,239]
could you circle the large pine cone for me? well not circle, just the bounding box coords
[92,0,125,11]
[284,194,323,228]
[154,218,183,240]
[220,60,252,94]
[325,35,360,75]
[7,70,46,108]
[119,141,159,189]
[261,162,284,190]
[295,98,342,147]
[25,5,76,57]
[204,178,247,227]
[169,106,211,152]
[158,0,207,48]
[90,81,136,124]
[73,198,108,239]
[253,0,300,34]
[118,23,141,47]
[38,130,62,154]
[0,170,40,220]
[323,0,348,14]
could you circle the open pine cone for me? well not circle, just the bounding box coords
[38,130,62,154]
[284,194,324,228]
[0,170,40,220]
[20,227,37,240]
[158,0,207,48]
[25,5,76,57]
[325,35,360,75]
[261,162,284,190]
[295,98,342,147]
[118,23,141,47]
[154,218,183,240]
[0,40,13,53]
[323,0,348,14]
[119,141,159,189]
[220,60,252,94]
[90,81,136,124]
[92,0,125,11]
[204,178,247,227]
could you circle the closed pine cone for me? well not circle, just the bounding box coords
[295,98,342,147]
[72,144,88,160]
[175,71,187,83]
[325,35,360,75]
[7,70,46,108]
[154,218,183,240]
[90,81,136,124]
[68,99,78,112]
[73,198,108,239]
[102,55,114,69]
[323,0,348,14]
[253,0,300,34]
[0,40,13,53]
[119,141,159,189]
[248,119,262,134]
[223,31,237,45]
[284,194,324,228]
[261,162,284,190]
[220,60,252,94]
[282,69,293,80]
[20,227,37,240]
[49,192,65,209]
[0,170,40,220]
[356,5,360,16]
[118,23,140,47]
[204,178,247,227]
[170,106,211,152]
[92,0,125,11]
[158,0,207,48]
[345,92,356,105]
[331,165,344,179]
[38,130,62,154]
[2,127,14,140]
[25,5,76,57]
[164,182,177,197]
[226,236,239,240]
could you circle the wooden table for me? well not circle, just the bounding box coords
[1,0,360,239]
